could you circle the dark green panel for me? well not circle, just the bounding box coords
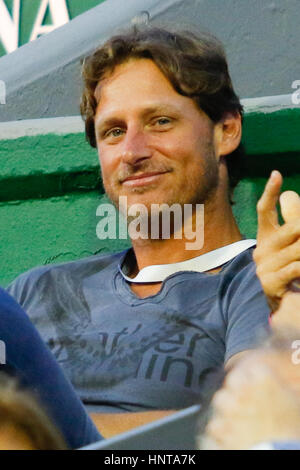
[0,191,130,286]
[242,108,300,156]
[0,133,102,201]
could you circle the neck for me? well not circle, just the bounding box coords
[130,191,242,275]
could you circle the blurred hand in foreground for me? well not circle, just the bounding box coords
[200,348,300,450]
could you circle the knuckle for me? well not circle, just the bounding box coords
[287,239,300,258]
[289,262,300,277]
[253,248,262,263]
[256,200,265,212]
[258,273,277,295]
[286,221,300,238]
[255,264,263,277]
[278,268,289,282]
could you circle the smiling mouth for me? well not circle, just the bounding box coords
[121,171,170,187]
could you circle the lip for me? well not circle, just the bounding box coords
[122,171,169,187]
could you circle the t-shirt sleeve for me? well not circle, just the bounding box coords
[7,267,42,306]
[223,262,271,363]
[6,266,53,327]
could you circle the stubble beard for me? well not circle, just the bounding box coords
[102,143,220,238]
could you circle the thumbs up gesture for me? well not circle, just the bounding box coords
[253,171,300,312]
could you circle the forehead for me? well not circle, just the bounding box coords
[94,58,201,123]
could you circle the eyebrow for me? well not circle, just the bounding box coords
[95,103,181,131]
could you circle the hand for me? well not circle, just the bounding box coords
[272,292,300,330]
[200,351,300,450]
[253,170,300,312]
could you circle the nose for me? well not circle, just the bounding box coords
[120,127,152,165]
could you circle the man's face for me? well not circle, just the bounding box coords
[94,58,220,213]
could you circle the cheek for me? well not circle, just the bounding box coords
[172,130,210,166]
[156,137,193,167]
[97,148,117,180]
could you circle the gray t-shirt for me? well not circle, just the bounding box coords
[7,247,270,412]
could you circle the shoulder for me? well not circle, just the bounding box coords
[220,247,269,315]
[221,247,258,291]
[223,246,256,276]
[7,250,127,306]
[221,249,271,362]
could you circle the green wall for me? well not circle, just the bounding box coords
[1,107,300,286]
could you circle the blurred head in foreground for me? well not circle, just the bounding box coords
[200,327,300,450]
[0,373,67,450]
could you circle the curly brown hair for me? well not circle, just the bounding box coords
[80,26,245,196]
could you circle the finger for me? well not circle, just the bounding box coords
[256,270,288,300]
[254,220,300,259]
[256,237,300,273]
[267,218,300,250]
[275,261,300,294]
[280,191,300,223]
[257,170,282,239]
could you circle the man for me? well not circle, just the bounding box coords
[7,27,270,436]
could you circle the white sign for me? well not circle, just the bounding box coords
[0,0,69,54]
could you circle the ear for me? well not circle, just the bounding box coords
[215,113,242,159]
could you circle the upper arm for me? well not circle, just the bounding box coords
[224,263,271,363]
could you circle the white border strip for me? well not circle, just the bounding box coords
[242,93,297,112]
[0,115,84,139]
[0,94,298,140]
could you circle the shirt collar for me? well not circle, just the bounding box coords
[119,239,256,283]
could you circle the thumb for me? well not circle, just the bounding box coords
[280,191,300,223]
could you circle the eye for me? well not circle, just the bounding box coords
[151,117,173,131]
[155,117,171,126]
[106,128,124,138]
[99,127,125,142]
